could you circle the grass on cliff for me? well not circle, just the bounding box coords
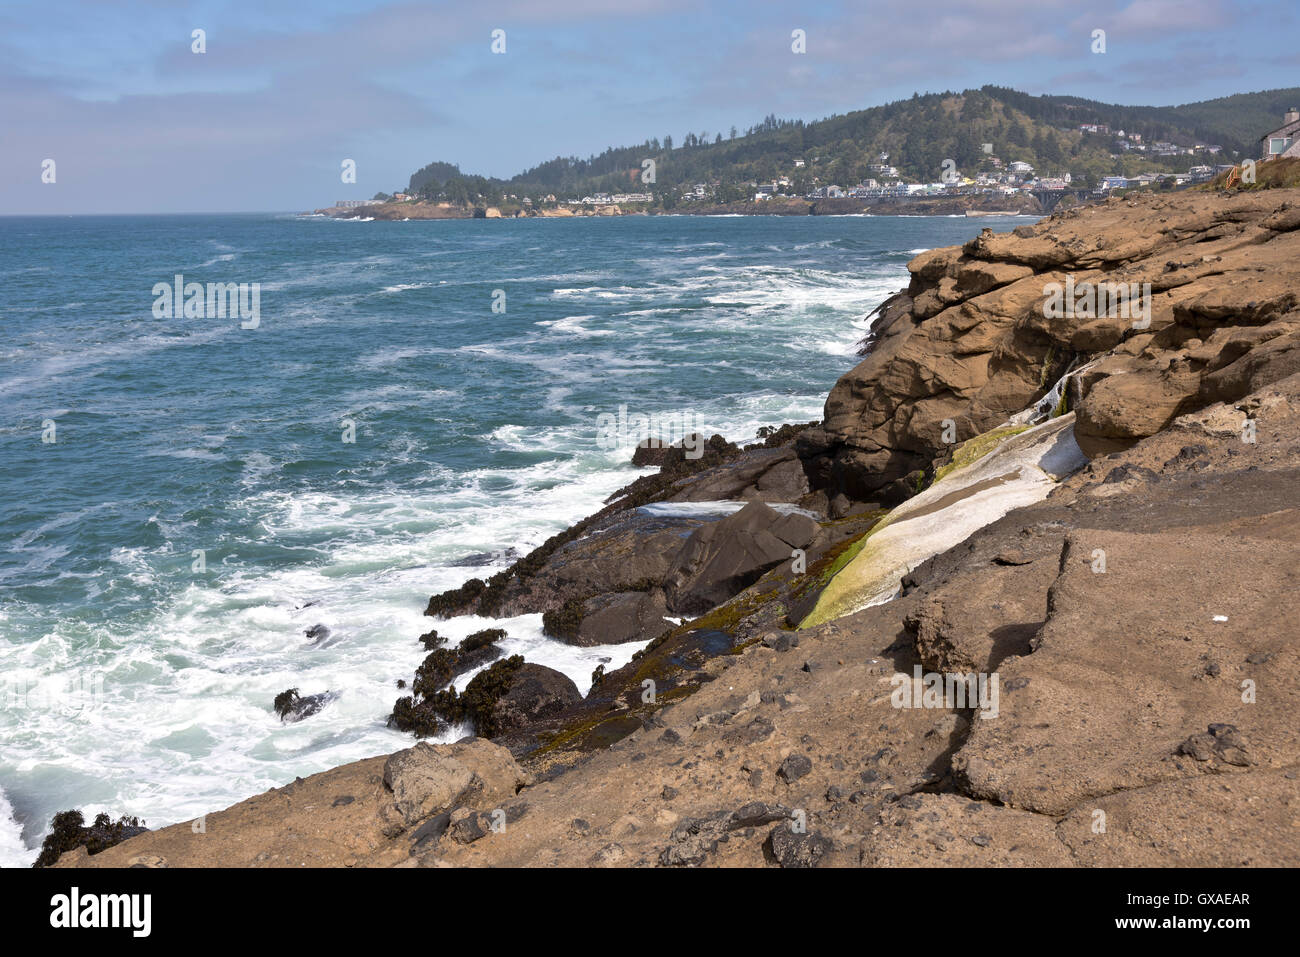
[1205,157,1300,190]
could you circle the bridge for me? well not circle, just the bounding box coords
[1029,188,1092,212]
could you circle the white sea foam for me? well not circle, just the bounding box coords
[637,501,820,519]
[0,789,32,868]
[197,253,237,267]
[378,282,434,294]
[0,213,935,852]
[535,315,613,337]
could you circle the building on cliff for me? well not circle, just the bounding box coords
[1261,108,1300,160]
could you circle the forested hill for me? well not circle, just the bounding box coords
[406,86,1300,205]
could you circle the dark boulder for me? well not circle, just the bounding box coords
[412,650,460,697]
[411,630,506,698]
[489,663,582,736]
[393,656,578,741]
[454,629,505,673]
[388,694,446,738]
[570,589,671,646]
[767,824,832,868]
[777,753,813,783]
[459,628,506,651]
[664,501,820,615]
[631,439,674,468]
[668,446,811,503]
[632,433,727,469]
[273,688,336,722]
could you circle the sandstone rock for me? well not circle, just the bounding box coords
[823,191,1300,501]
[382,739,526,830]
[955,518,1300,816]
[905,561,1050,674]
[1058,769,1300,866]
[954,261,1033,297]
[1070,317,1127,353]
[862,793,1073,866]
[1073,367,1200,456]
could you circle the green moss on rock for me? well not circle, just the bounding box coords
[933,425,1030,485]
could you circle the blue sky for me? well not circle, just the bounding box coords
[3,0,1297,213]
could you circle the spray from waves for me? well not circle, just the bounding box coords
[0,789,30,868]
[0,451,674,856]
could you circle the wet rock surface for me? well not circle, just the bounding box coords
[273,688,337,723]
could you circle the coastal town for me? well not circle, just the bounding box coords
[323,107,1299,221]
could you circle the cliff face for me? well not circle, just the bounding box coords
[56,189,1300,869]
[814,190,1300,498]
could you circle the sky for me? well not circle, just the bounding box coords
[2,0,1297,214]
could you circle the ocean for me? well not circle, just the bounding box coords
[0,210,1028,865]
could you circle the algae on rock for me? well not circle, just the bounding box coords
[799,414,1089,628]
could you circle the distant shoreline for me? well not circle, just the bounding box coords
[312,193,1050,221]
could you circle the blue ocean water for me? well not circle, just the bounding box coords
[0,211,1028,864]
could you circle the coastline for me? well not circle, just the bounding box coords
[312,193,1047,221]
[48,187,1300,868]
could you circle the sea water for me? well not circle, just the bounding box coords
[0,211,1027,864]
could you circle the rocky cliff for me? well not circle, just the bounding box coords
[57,187,1300,868]
[814,189,1300,497]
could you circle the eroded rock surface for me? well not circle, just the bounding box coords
[819,190,1300,497]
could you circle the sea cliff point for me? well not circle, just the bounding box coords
[60,182,1300,868]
